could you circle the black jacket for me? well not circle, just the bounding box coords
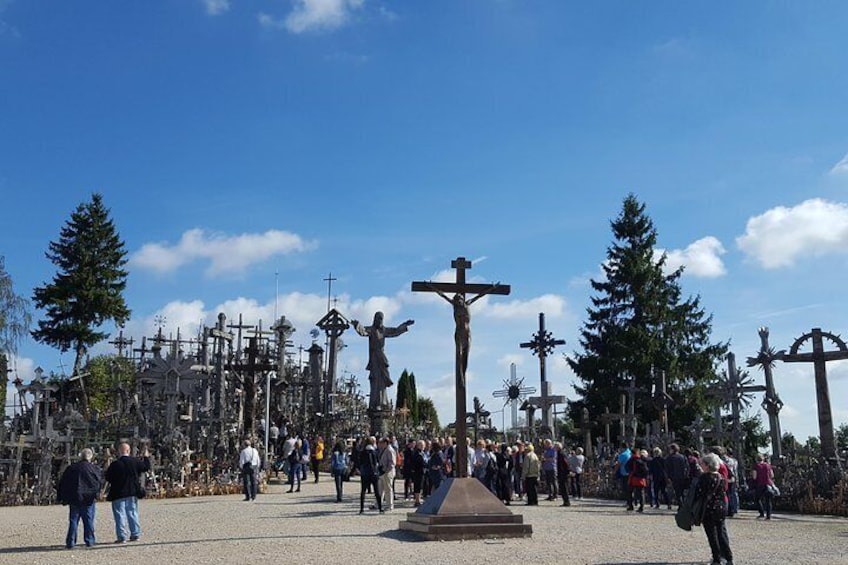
[57,461,104,506]
[105,455,150,501]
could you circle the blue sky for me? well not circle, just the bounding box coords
[3,1,848,445]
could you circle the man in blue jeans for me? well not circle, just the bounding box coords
[57,448,103,549]
[105,443,150,543]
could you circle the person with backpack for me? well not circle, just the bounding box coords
[625,448,649,512]
[330,441,347,502]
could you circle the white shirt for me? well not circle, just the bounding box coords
[240,446,260,468]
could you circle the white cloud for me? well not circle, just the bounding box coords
[736,198,848,269]
[202,0,230,16]
[659,236,727,278]
[260,0,365,34]
[481,294,567,320]
[131,228,316,276]
[829,153,848,176]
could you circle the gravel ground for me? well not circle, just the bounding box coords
[1,478,846,565]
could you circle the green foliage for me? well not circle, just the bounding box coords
[395,369,419,422]
[741,413,770,463]
[0,256,32,355]
[417,396,441,432]
[836,423,848,452]
[31,194,130,375]
[568,194,728,435]
[84,354,135,416]
[0,257,31,418]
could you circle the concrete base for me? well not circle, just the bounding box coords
[398,477,532,541]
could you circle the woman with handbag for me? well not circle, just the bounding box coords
[693,453,733,565]
[753,453,775,520]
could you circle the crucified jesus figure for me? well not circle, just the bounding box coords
[429,284,498,386]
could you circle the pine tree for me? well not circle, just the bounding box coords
[32,193,131,376]
[568,194,727,436]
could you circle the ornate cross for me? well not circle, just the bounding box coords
[520,313,565,438]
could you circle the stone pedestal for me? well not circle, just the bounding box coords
[368,407,391,438]
[398,477,532,541]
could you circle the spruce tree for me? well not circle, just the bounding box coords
[32,193,131,376]
[568,194,727,435]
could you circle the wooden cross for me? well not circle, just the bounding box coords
[520,312,565,438]
[411,257,510,478]
[618,377,647,440]
[782,328,848,461]
[746,328,785,459]
[109,329,134,358]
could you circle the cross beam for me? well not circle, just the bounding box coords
[411,256,510,478]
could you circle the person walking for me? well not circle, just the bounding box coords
[625,448,648,512]
[555,442,572,507]
[522,444,540,506]
[665,443,689,506]
[330,441,347,502]
[570,447,585,500]
[693,453,733,565]
[105,443,150,544]
[57,448,104,549]
[311,435,324,483]
[542,439,558,500]
[286,439,303,493]
[427,440,446,495]
[239,439,260,501]
[378,437,397,511]
[648,447,669,509]
[358,437,382,514]
[753,453,775,520]
[495,443,513,505]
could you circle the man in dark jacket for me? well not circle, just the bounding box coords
[57,448,104,549]
[665,443,689,507]
[105,443,150,543]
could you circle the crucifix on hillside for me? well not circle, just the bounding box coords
[411,256,510,478]
[520,313,566,439]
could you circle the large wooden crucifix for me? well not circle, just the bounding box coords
[411,256,510,478]
[520,313,566,439]
[782,327,848,462]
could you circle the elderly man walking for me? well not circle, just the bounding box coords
[377,437,397,511]
[105,443,150,544]
[57,448,104,549]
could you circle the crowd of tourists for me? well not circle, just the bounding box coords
[55,431,778,564]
